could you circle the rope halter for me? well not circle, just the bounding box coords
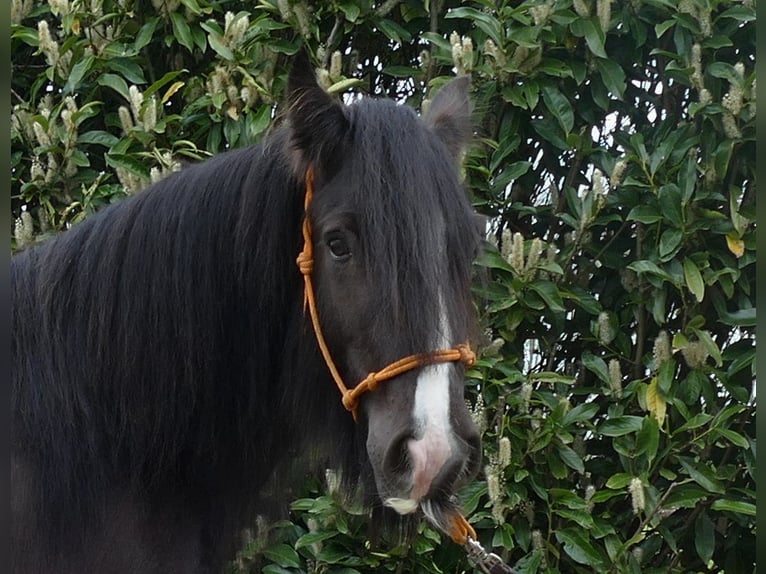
[294,165,483,549]
[295,166,476,422]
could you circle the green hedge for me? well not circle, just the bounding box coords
[12,1,755,572]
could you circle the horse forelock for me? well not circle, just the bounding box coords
[319,99,479,353]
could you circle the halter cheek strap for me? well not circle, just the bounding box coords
[295,166,476,422]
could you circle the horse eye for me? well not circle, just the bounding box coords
[326,233,351,259]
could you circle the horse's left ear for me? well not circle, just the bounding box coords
[424,75,473,159]
[286,50,350,176]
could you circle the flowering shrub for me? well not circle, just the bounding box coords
[12,1,755,572]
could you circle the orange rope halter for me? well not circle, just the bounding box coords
[295,165,476,422]
[295,165,478,547]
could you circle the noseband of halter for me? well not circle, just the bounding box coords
[295,166,477,423]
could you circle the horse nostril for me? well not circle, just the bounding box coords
[384,433,413,477]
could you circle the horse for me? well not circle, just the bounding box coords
[11,54,483,573]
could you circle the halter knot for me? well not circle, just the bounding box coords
[341,392,358,414]
[296,250,314,275]
[363,372,380,392]
[457,343,476,367]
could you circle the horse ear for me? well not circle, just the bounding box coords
[424,75,473,159]
[286,50,349,176]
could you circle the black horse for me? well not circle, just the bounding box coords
[11,56,483,573]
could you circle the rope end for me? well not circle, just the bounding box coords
[448,513,477,545]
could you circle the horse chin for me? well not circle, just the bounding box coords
[383,497,420,515]
[383,495,460,538]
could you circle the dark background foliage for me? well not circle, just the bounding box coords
[11,1,755,572]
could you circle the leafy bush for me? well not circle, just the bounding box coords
[12,1,755,572]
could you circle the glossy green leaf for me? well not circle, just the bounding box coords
[683,258,705,302]
[599,416,644,437]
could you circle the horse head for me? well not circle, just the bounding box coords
[285,55,483,535]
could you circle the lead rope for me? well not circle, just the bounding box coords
[296,166,515,574]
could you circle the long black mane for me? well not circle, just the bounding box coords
[12,70,479,572]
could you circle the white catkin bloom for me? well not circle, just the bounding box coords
[12,0,35,24]
[531,529,545,551]
[128,85,144,123]
[486,464,500,504]
[525,238,544,273]
[15,211,35,247]
[697,9,711,37]
[469,393,487,435]
[734,62,745,79]
[32,122,51,147]
[529,2,553,26]
[629,477,645,514]
[240,86,257,107]
[329,50,342,82]
[483,337,504,356]
[37,21,60,69]
[118,106,134,133]
[699,88,712,106]
[608,359,623,398]
[207,66,228,97]
[31,157,45,180]
[610,159,627,187]
[292,2,311,39]
[597,0,611,31]
[226,84,239,105]
[498,437,512,469]
[722,113,741,139]
[492,501,505,524]
[419,49,431,72]
[450,31,464,71]
[722,87,744,116]
[64,95,78,116]
[593,168,607,197]
[89,0,103,17]
[48,0,70,16]
[224,12,249,49]
[150,166,163,183]
[681,340,709,369]
[690,43,703,89]
[461,36,474,73]
[499,227,513,260]
[316,68,331,91]
[151,0,180,14]
[653,330,671,369]
[38,95,52,118]
[598,311,614,345]
[486,462,505,523]
[224,11,235,36]
[277,0,292,21]
[573,0,590,18]
[483,39,506,69]
[510,232,525,273]
[520,381,533,414]
[45,153,58,183]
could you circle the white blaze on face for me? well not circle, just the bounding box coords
[407,296,454,501]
